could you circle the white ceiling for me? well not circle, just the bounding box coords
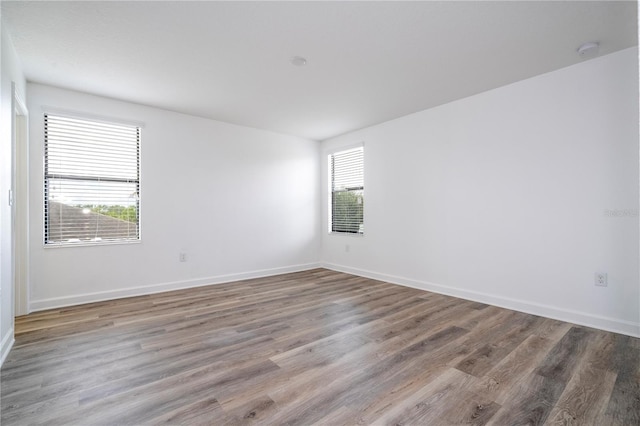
[2,1,637,141]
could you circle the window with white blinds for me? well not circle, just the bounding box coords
[329,146,364,234]
[44,113,141,245]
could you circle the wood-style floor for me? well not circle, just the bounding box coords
[1,269,638,425]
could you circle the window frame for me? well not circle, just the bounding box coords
[328,144,364,235]
[43,112,142,247]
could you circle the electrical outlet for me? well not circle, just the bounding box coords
[179,252,187,262]
[595,272,607,287]
[345,244,350,253]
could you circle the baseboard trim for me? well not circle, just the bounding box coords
[322,262,640,338]
[30,262,322,312]
[1,326,15,368]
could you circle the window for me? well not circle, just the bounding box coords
[44,113,141,245]
[329,146,364,234]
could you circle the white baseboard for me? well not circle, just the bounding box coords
[323,262,640,338]
[30,262,322,312]
[1,326,15,368]
[27,261,640,338]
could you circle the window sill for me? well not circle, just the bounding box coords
[43,239,141,249]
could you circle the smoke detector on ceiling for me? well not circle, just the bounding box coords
[291,56,307,67]
[577,42,599,58]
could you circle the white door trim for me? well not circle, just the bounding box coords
[12,83,29,316]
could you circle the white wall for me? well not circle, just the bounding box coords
[0,22,26,364]
[322,47,640,337]
[27,84,321,309]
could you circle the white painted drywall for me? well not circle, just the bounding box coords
[321,47,640,337]
[27,84,321,309]
[0,23,26,365]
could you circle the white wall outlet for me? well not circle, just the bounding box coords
[179,252,187,262]
[345,244,350,253]
[595,272,607,287]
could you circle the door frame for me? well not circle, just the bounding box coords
[12,82,29,316]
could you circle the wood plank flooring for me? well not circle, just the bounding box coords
[1,268,638,425]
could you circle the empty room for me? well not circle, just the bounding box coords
[0,1,638,425]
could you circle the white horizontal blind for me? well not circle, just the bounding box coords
[330,146,364,234]
[44,113,141,245]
